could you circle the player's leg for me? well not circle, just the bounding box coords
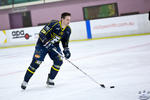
[21,45,48,89]
[21,59,42,89]
[46,47,63,86]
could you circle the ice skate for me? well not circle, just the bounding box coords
[21,81,28,90]
[46,78,55,87]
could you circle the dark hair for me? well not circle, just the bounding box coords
[61,12,71,19]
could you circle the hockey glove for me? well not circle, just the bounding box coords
[63,48,71,59]
[44,41,55,50]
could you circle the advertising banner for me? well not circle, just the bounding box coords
[0,30,7,44]
[0,14,149,48]
[7,26,43,43]
[90,15,138,36]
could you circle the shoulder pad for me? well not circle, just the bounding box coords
[47,20,59,27]
[50,20,59,23]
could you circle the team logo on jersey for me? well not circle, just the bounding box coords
[45,26,50,31]
[56,28,60,30]
[41,29,46,34]
[35,54,40,58]
[51,36,61,43]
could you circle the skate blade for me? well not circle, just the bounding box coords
[46,84,55,88]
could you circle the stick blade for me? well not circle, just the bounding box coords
[100,84,105,88]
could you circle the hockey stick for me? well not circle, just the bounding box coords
[53,49,106,88]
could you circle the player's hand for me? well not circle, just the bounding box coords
[44,41,55,50]
[63,47,71,59]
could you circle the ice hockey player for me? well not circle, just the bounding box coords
[21,12,71,90]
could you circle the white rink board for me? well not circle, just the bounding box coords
[0,21,87,47]
[70,21,87,40]
[90,14,150,38]
[7,26,42,43]
[0,13,150,47]
[0,26,43,47]
[90,15,138,37]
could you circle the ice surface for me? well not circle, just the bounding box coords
[0,35,150,100]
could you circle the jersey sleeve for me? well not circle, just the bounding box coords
[61,26,71,48]
[39,20,58,44]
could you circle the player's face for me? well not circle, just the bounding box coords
[62,16,71,26]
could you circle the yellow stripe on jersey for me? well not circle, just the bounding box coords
[45,22,58,35]
[52,66,59,71]
[47,32,62,43]
[39,22,59,42]
[27,69,34,74]
[59,21,68,32]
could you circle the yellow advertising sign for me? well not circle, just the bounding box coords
[0,30,7,44]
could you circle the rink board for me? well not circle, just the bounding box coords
[0,13,150,47]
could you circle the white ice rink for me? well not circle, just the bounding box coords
[0,35,150,100]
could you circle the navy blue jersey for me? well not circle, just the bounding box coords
[37,20,71,48]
